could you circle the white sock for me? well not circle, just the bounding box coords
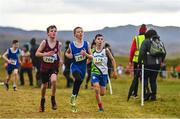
[13,84,16,87]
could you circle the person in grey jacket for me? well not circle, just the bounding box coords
[138,29,166,101]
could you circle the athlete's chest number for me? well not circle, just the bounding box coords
[74,54,86,62]
[10,59,17,65]
[43,56,55,63]
[93,57,103,64]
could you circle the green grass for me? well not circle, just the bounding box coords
[0,57,180,118]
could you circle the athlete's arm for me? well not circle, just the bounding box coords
[18,49,22,65]
[129,38,136,64]
[106,48,117,79]
[36,40,54,57]
[80,42,93,60]
[2,49,11,64]
[65,45,73,59]
[58,42,63,67]
[87,43,93,60]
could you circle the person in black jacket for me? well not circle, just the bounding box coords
[85,39,96,89]
[30,38,41,87]
[63,40,73,88]
[105,43,114,78]
[138,29,166,101]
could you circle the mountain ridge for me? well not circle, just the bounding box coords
[0,24,180,57]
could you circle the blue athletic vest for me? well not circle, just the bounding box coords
[7,48,21,71]
[70,40,88,80]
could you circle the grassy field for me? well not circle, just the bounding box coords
[0,57,180,118]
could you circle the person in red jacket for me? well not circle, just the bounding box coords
[129,24,147,63]
[19,44,33,86]
[176,64,180,79]
[128,24,147,100]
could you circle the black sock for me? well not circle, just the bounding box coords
[72,80,82,96]
[41,98,45,109]
[72,71,83,96]
[51,96,55,100]
[51,96,56,106]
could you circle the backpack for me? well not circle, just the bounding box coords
[149,36,166,57]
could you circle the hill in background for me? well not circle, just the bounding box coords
[0,24,180,57]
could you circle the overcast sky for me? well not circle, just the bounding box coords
[0,0,180,31]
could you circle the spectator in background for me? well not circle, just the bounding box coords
[159,62,167,79]
[63,40,73,88]
[138,29,166,101]
[30,38,41,87]
[176,64,180,79]
[19,44,33,86]
[105,43,114,78]
[117,64,123,77]
[128,24,147,99]
[170,65,178,79]
[85,39,96,89]
[125,63,133,76]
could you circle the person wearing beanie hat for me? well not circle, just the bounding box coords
[138,29,166,101]
[145,28,158,39]
[139,24,147,34]
[128,24,147,101]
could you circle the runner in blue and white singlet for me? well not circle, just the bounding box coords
[65,27,92,113]
[6,48,21,74]
[2,40,21,91]
[91,48,108,87]
[91,34,117,112]
[70,40,89,80]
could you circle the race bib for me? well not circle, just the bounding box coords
[10,59,17,65]
[74,53,86,62]
[43,56,55,63]
[93,57,103,64]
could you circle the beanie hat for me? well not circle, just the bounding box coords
[30,38,36,45]
[139,24,147,34]
[145,29,158,39]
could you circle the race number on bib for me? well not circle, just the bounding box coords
[74,53,86,62]
[93,57,103,64]
[10,59,17,65]
[43,54,58,63]
[43,56,55,63]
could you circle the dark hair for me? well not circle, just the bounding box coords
[145,29,158,39]
[92,39,96,45]
[47,25,57,33]
[95,34,103,40]
[65,40,71,45]
[91,39,96,48]
[12,40,18,44]
[23,44,29,51]
[73,26,82,35]
[30,38,36,45]
[105,43,110,48]
[65,40,71,49]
